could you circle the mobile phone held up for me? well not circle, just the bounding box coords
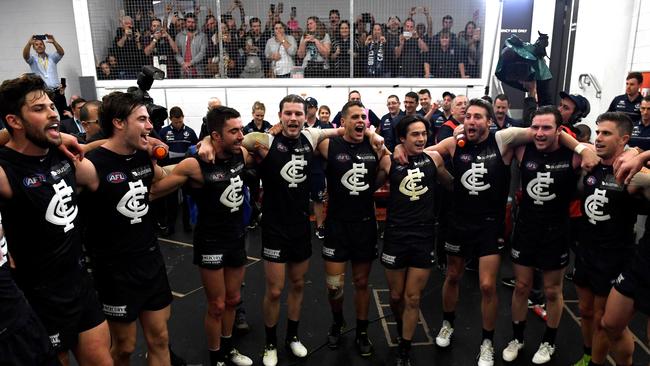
[33,34,47,41]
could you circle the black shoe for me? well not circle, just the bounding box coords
[169,345,187,366]
[355,332,374,357]
[315,226,325,240]
[395,354,411,366]
[233,307,250,335]
[564,268,574,281]
[501,276,516,288]
[327,322,344,349]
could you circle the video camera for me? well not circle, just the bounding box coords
[128,65,168,131]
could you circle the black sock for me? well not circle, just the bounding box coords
[542,326,557,345]
[583,345,592,356]
[209,349,222,366]
[286,319,299,341]
[356,319,369,337]
[443,311,455,327]
[398,338,412,356]
[396,317,403,338]
[482,328,494,342]
[221,335,232,355]
[265,325,277,346]
[513,320,526,342]
[332,310,344,326]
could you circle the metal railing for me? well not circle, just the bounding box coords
[578,73,602,98]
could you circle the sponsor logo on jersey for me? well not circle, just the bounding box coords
[202,254,223,265]
[280,155,308,187]
[476,153,497,162]
[49,161,72,178]
[460,162,491,195]
[23,173,46,188]
[584,188,611,224]
[45,180,78,232]
[263,247,281,259]
[526,171,556,205]
[381,253,396,265]
[103,304,127,317]
[341,163,369,195]
[107,172,127,184]
[460,154,473,163]
[322,246,335,257]
[544,162,570,171]
[131,165,153,178]
[276,142,288,152]
[355,153,376,162]
[116,180,149,224]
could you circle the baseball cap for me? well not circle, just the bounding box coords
[442,91,456,99]
[305,97,318,108]
[559,92,590,119]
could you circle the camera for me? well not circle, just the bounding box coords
[33,34,47,41]
[129,66,168,131]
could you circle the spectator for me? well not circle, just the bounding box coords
[203,14,218,37]
[114,15,143,78]
[492,94,523,131]
[328,9,341,41]
[240,17,267,78]
[97,61,116,80]
[207,23,237,78]
[458,21,477,47]
[574,124,592,143]
[403,91,419,117]
[265,21,296,78]
[436,94,467,143]
[330,21,361,78]
[80,100,103,143]
[298,16,331,78]
[458,22,481,78]
[394,18,428,77]
[199,97,223,139]
[168,12,186,39]
[22,34,64,89]
[431,14,457,47]
[608,71,644,123]
[630,96,650,150]
[365,23,388,77]
[244,101,272,134]
[385,15,402,77]
[408,6,433,41]
[319,105,332,125]
[378,94,406,151]
[143,18,179,77]
[425,31,461,78]
[332,90,381,128]
[355,12,376,46]
[175,13,207,78]
[60,98,87,138]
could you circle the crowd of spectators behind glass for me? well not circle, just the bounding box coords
[97,1,483,80]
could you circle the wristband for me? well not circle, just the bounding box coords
[574,143,586,155]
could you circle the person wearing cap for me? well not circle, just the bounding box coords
[608,72,644,124]
[629,96,650,151]
[304,97,333,240]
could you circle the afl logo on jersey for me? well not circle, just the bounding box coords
[107,172,127,184]
[276,142,288,152]
[336,153,351,163]
[460,154,472,163]
[586,176,597,186]
[23,174,46,188]
[525,161,539,171]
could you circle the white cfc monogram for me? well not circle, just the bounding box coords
[461,162,490,195]
[117,180,149,224]
[280,155,308,187]
[220,175,244,212]
[46,180,78,232]
[584,188,611,224]
[341,163,369,195]
[399,168,428,201]
[527,171,556,205]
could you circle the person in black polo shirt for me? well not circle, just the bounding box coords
[158,106,198,235]
[243,101,272,135]
[492,94,523,132]
[608,72,643,123]
[629,95,650,151]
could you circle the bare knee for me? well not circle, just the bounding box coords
[225,294,241,309]
[290,277,305,293]
[544,286,562,303]
[112,336,136,359]
[389,290,403,306]
[514,280,532,299]
[353,275,369,292]
[404,291,421,310]
[207,299,226,319]
[145,328,169,352]
[266,285,283,302]
[445,265,463,286]
[479,279,496,298]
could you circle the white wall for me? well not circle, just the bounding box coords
[0,0,82,98]
[569,0,637,136]
[631,0,650,72]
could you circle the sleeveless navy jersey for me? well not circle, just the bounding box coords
[188,153,246,244]
[386,153,437,228]
[519,144,577,221]
[326,136,378,221]
[451,132,509,218]
[84,147,157,261]
[581,164,637,249]
[0,148,82,287]
[259,132,314,224]
[0,231,27,333]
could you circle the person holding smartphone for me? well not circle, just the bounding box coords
[22,33,64,90]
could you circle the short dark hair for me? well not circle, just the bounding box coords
[443,15,453,22]
[273,21,286,31]
[341,100,365,117]
[0,74,48,135]
[388,94,400,102]
[151,17,162,24]
[405,91,419,102]
[596,112,633,136]
[99,91,146,137]
[396,114,430,139]
[439,30,451,39]
[495,94,509,104]
[643,95,650,103]
[468,98,496,123]
[329,9,340,17]
[349,90,361,98]
[418,89,431,98]
[279,94,307,113]
[207,106,241,135]
[169,106,184,118]
[80,100,101,122]
[627,72,643,84]
[481,95,493,104]
[71,98,87,110]
[404,18,415,26]
[184,12,196,21]
[531,105,563,128]
[249,17,261,26]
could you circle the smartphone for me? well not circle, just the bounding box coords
[270,4,275,13]
[277,2,284,14]
[33,34,47,41]
[403,31,412,39]
[60,78,66,87]
[290,6,296,18]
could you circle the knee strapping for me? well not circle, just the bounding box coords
[326,273,345,300]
